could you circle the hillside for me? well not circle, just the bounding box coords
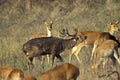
[0,0,120,80]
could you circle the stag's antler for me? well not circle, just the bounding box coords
[60,28,78,37]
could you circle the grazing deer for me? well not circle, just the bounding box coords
[22,29,87,71]
[39,63,80,80]
[91,32,119,61]
[91,40,120,73]
[63,21,119,63]
[30,21,53,64]
[23,75,36,80]
[0,66,13,80]
[7,69,24,80]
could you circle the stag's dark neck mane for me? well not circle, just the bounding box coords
[61,38,77,49]
[29,36,78,50]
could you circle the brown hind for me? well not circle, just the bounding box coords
[23,75,36,80]
[92,40,120,73]
[39,63,80,80]
[7,69,24,80]
[0,66,13,80]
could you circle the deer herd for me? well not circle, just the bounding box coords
[0,21,120,80]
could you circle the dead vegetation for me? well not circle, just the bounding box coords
[0,0,120,80]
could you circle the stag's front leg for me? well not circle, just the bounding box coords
[47,55,50,64]
[26,56,34,72]
[56,54,63,62]
[51,54,55,67]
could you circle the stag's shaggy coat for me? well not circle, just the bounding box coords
[39,63,80,80]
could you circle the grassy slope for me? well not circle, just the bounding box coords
[0,0,120,79]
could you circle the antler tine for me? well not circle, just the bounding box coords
[59,28,68,37]
[59,29,65,34]
[65,28,69,35]
[74,28,78,34]
[60,28,78,37]
[65,28,73,36]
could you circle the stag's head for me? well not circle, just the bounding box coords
[60,28,87,41]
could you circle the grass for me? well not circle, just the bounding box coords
[0,0,120,80]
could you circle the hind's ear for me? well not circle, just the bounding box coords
[115,21,119,24]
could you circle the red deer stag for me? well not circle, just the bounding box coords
[39,63,80,80]
[63,21,119,63]
[92,40,120,73]
[0,66,13,80]
[22,29,87,71]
